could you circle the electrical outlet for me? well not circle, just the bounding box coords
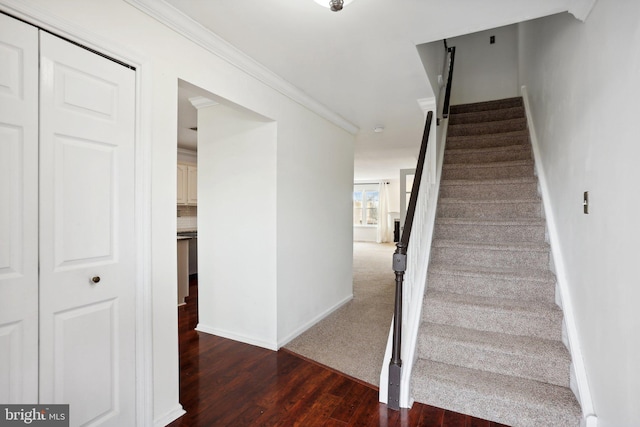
[583,191,589,214]
[490,35,495,44]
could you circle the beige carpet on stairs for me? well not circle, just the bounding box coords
[411,97,582,427]
[284,241,396,387]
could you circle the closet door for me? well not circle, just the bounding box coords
[39,32,136,426]
[0,14,39,404]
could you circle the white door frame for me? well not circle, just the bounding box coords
[0,2,154,425]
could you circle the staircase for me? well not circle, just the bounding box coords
[411,97,582,427]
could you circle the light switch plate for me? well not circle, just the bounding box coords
[583,191,589,214]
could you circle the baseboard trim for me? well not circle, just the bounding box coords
[277,294,353,349]
[196,293,354,351]
[195,324,278,351]
[153,405,185,427]
[521,85,597,427]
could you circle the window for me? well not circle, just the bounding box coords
[353,184,379,225]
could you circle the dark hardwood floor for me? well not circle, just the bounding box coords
[169,279,509,427]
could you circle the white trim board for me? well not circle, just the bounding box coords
[125,0,359,136]
[521,85,597,427]
[196,294,354,351]
[153,406,186,427]
[277,293,353,349]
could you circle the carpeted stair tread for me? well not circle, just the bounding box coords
[428,263,555,284]
[423,290,562,341]
[431,239,549,270]
[448,106,525,125]
[440,176,538,185]
[418,322,571,387]
[444,159,533,170]
[446,131,529,150]
[444,144,532,164]
[448,118,527,137]
[435,217,546,227]
[412,359,582,427]
[442,159,534,180]
[437,197,543,219]
[428,264,557,303]
[439,177,539,200]
[432,239,549,252]
[433,217,546,243]
[449,97,523,114]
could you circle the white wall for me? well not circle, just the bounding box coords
[0,0,355,424]
[448,24,519,105]
[416,40,446,99]
[276,114,354,345]
[197,103,278,348]
[518,4,640,425]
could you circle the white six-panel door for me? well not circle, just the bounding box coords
[39,31,136,427]
[0,14,137,427]
[0,13,39,405]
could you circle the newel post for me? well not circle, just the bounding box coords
[388,242,407,410]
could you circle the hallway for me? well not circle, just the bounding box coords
[169,278,509,426]
[285,241,397,386]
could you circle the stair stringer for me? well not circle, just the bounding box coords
[379,113,448,408]
[521,85,597,427]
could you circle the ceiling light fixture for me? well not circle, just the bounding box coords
[373,126,385,133]
[313,0,354,12]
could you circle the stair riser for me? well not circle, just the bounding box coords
[446,133,529,150]
[439,181,539,200]
[448,107,525,125]
[418,334,570,387]
[437,201,543,219]
[431,246,549,270]
[442,163,534,180]
[448,119,526,137]
[444,147,531,164]
[433,223,546,243]
[428,271,556,303]
[422,299,563,341]
[450,98,523,114]
[412,375,579,427]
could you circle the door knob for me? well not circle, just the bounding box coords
[91,276,101,284]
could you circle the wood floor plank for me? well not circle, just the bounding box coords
[418,405,444,426]
[442,409,467,427]
[328,381,370,423]
[169,280,509,427]
[468,417,491,427]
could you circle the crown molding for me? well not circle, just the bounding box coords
[124,0,359,135]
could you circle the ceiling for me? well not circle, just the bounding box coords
[169,0,576,180]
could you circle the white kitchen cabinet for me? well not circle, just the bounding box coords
[177,163,197,205]
[187,165,198,205]
[177,163,188,204]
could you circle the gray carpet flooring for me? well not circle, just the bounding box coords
[412,97,582,427]
[284,241,396,387]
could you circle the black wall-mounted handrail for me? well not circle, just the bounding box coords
[387,111,433,410]
[442,46,456,119]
